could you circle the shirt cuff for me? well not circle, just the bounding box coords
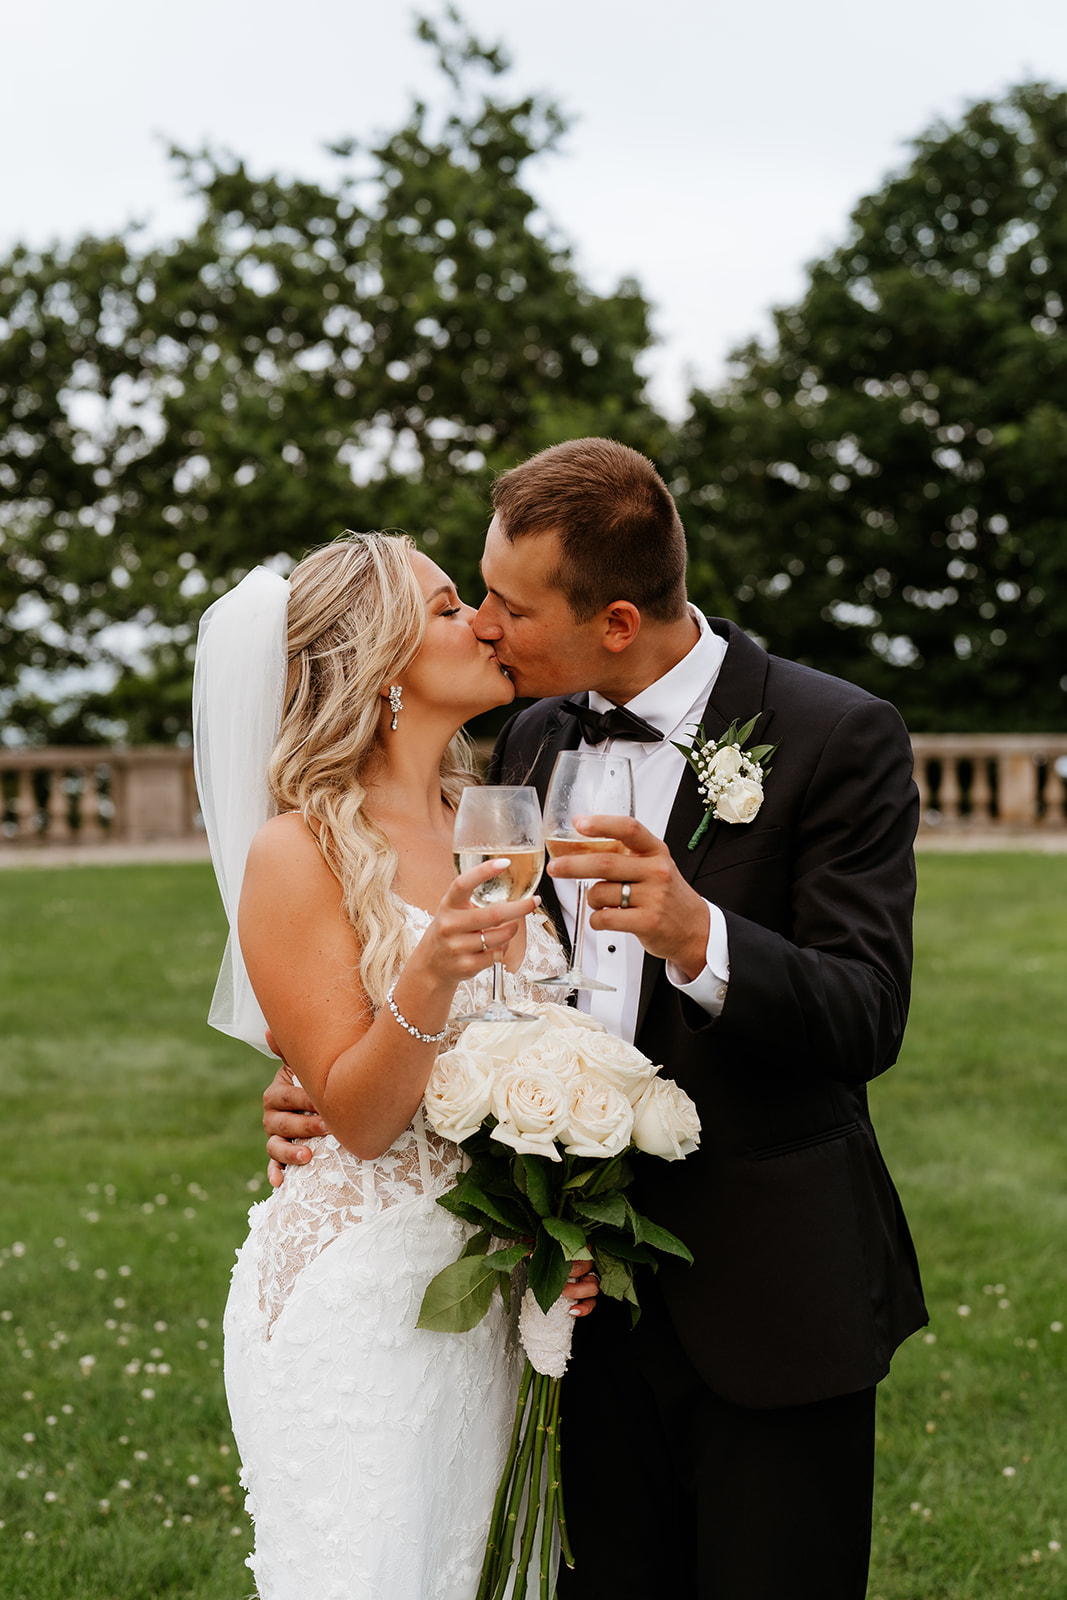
[665,900,729,1017]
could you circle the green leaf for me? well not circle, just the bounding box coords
[517,1153,556,1219]
[561,1164,600,1192]
[436,1191,500,1230]
[483,1242,530,1273]
[592,1246,640,1309]
[416,1255,498,1332]
[588,1228,659,1267]
[541,1215,588,1260]
[446,1173,529,1233]
[583,1153,632,1196]
[625,1202,694,1264]
[460,1230,493,1259]
[571,1193,628,1230]
[528,1227,573,1313]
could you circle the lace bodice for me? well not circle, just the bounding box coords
[247,906,564,1331]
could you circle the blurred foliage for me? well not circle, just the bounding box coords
[0,10,662,743]
[668,82,1067,731]
[2,24,1066,741]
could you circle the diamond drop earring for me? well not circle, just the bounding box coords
[389,685,403,731]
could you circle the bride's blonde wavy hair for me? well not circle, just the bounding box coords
[267,531,478,1008]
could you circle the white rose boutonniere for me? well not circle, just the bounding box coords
[673,714,778,849]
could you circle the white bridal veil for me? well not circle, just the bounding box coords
[192,566,290,1054]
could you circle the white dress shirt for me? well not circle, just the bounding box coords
[552,609,731,1045]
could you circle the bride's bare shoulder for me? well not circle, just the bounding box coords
[243,812,337,902]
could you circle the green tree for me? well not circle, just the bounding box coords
[0,10,661,744]
[669,82,1067,731]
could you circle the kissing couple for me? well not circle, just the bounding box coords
[194,437,926,1599]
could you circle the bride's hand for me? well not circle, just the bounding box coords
[562,1258,599,1318]
[413,858,537,985]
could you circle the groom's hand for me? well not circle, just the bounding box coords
[263,1032,327,1187]
[548,815,710,983]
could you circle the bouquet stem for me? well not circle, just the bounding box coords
[477,1361,570,1599]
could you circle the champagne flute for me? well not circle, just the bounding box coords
[539,751,635,992]
[452,785,545,1024]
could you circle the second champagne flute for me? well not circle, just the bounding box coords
[451,784,544,1025]
[539,750,635,993]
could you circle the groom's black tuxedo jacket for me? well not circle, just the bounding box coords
[490,618,927,1410]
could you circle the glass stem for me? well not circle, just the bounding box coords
[571,881,589,973]
[492,956,505,1006]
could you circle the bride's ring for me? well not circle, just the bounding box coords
[479,931,489,952]
[619,882,632,910]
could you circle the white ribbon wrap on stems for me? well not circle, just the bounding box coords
[192,565,290,1055]
[518,1287,576,1379]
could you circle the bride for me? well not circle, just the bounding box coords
[192,533,596,1600]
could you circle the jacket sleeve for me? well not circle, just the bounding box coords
[691,696,919,1086]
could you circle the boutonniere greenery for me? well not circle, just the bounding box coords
[672,715,778,850]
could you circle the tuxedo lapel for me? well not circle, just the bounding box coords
[634,620,773,1037]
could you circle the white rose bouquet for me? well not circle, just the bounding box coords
[417,1000,700,1599]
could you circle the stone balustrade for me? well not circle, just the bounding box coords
[0,746,198,848]
[1,735,1065,850]
[910,734,1067,832]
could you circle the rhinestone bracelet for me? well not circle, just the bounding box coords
[385,981,449,1045]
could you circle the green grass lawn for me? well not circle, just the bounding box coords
[0,854,1065,1598]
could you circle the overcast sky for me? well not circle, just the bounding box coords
[5,1,1067,416]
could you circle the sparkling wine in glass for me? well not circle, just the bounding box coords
[539,751,635,993]
[451,785,545,1024]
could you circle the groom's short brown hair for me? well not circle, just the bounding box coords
[491,438,689,623]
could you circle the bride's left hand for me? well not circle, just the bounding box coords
[562,1258,599,1317]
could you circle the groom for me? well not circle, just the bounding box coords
[265,438,926,1597]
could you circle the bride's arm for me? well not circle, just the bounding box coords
[238,814,527,1160]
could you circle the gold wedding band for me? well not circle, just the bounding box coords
[479,931,489,952]
[619,882,632,910]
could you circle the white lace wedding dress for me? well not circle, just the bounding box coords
[224,906,563,1600]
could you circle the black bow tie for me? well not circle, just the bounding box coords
[559,699,665,746]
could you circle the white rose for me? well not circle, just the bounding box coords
[631,1077,701,1161]
[491,1066,570,1160]
[510,1029,586,1083]
[460,1014,546,1065]
[423,1048,494,1143]
[563,1074,635,1158]
[707,745,742,780]
[533,1001,608,1034]
[714,776,764,825]
[572,1031,659,1105]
